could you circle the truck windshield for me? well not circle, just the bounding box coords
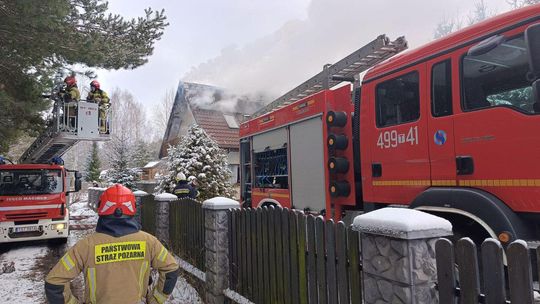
[462,35,537,114]
[0,169,63,196]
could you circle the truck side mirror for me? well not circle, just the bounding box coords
[525,23,540,76]
[74,171,82,192]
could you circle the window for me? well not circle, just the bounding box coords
[462,35,537,114]
[0,169,63,196]
[376,71,420,127]
[431,60,453,117]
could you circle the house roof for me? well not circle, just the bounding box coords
[191,108,242,149]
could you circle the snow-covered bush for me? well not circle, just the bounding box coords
[156,124,235,200]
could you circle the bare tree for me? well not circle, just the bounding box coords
[433,0,495,39]
[152,87,175,140]
[507,0,540,8]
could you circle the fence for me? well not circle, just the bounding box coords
[169,198,206,271]
[229,206,362,304]
[436,237,537,304]
[140,195,157,236]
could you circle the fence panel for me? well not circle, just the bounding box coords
[306,215,318,304]
[336,222,349,304]
[168,198,205,271]
[289,211,300,304]
[315,216,327,304]
[140,195,157,236]
[347,228,361,304]
[297,213,309,304]
[435,238,456,304]
[456,238,480,304]
[282,208,292,304]
[481,239,506,304]
[325,220,338,304]
[507,241,534,304]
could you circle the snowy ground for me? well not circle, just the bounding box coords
[0,192,202,304]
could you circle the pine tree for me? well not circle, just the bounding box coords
[131,140,152,168]
[156,124,235,200]
[85,142,101,182]
[0,0,168,154]
[105,134,140,189]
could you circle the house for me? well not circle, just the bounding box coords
[160,82,258,184]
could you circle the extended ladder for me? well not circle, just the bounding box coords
[251,34,408,118]
[19,93,111,164]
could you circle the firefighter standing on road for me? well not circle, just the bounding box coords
[86,80,110,133]
[173,173,197,199]
[45,184,179,304]
[62,76,80,130]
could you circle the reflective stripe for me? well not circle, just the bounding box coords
[61,254,75,271]
[67,296,78,304]
[153,289,167,304]
[87,268,96,304]
[158,246,168,262]
[138,261,149,298]
[0,204,61,211]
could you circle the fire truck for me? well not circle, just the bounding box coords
[0,77,110,243]
[240,5,540,245]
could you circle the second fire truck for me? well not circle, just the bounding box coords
[240,5,540,245]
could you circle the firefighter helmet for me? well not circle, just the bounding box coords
[64,76,77,87]
[176,172,187,182]
[98,184,136,217]
[90,80,100,90]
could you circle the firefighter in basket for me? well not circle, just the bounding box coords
[45,184,179,304]
[86,80,110,134]
[60,76,80,131]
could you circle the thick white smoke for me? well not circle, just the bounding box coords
[183,0,496,105]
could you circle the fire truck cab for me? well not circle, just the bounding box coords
[240,5,540,244]
[0,161,82,243]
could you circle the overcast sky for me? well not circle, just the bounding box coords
[96,0,514,114]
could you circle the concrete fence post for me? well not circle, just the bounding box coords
[202,197,240,304]
[133,190,148,227]
[154,193,177,246]
[352,208,453,304]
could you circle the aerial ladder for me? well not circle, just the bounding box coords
[18,77,111,164]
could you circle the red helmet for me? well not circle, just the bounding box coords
[98,184,136,216]
[90,80,100,90]
[64,76,77,86]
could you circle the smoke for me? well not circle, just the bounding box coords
[183,0,485,106]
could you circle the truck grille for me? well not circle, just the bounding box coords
[6,212,48,220]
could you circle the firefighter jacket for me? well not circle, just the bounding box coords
[63,86,81,102]
[45,217,179,304]
[173,181,197,199]
[87,89,110,108]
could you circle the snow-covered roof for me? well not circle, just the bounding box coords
[143,161,160,168]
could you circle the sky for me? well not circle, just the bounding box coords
[96,0,515,114]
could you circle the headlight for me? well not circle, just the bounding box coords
[54,223,65,230]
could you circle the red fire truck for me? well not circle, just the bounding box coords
[0,159,81,243]
[240,5,540,244]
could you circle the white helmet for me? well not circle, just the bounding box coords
[176,172,187,181]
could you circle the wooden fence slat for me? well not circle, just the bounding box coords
[289,211,300,304]
[269,207,278,303]
[236,209,243,292]
[241,210,248,296]
[228,209,235,289]
[347,228,361,304]
[508,241,534,304]
[247,209,254,301]
[325,220,338,304]
[315,216,327,304]
[231,209,238,290]
[436,238,456,304]
[336,222,349,304]
[275,206,285,303]
[307,215,318,304]
[282,209,292,304]
[251,209,260,304]
[262,208,271,304]
[256,208,265,304]
[456,238,480,304]
[297,213,309,304]
[481,239,506,304]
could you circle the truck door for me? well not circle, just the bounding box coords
[454,34,540,212]
[427,58,456,186]
[369,65,431,203]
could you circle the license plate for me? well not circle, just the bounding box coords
[14,226,40,233]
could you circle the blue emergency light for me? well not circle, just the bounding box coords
[50,156,64,165]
